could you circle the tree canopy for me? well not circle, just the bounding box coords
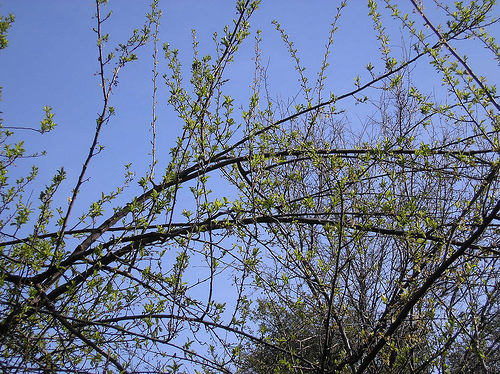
[1,0,500,373]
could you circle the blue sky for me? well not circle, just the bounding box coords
[0,0,498,232]
[0,1,384,216]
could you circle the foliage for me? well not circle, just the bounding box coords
[1,0,500,373]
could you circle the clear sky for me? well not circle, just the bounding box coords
[0,0,498,230]
[0,1,381,215]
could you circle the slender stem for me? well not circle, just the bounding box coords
[53,0,111,258]
[409,0,500,113]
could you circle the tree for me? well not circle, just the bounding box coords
[1,0,500,373]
